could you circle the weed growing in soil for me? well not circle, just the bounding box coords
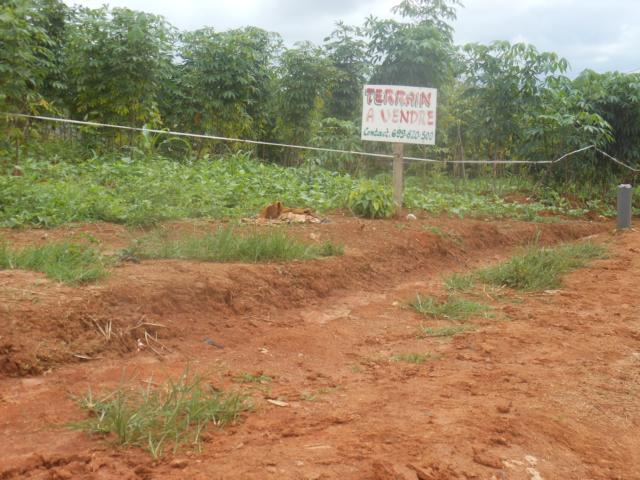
[478,242,606,290]
[423,225,464,245]
[418,324,474,338]
[444,273,476,292]
[0,241,107,284]
[129,226,343,263]
[410,295,490,321]
[390,353,430,364]
[70,371,250,459]
[235,373,272,384]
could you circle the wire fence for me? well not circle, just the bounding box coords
[5,112,639,172]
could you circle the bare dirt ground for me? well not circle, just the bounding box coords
[0,215,638,479]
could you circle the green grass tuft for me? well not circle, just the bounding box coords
[235,373,272,384]
[444,272,476,292]
[0,241,107,284]
[477,242,606,291]
[69,370,250,459]
[129,226,343,263]
[418,324,474,338]
[410,294,490,321]
[390,353,430,364]
[423,225,464,245]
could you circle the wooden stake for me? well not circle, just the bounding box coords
[393,142,404,212]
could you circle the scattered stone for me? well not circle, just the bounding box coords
[526,467,543,480]
[203,337,224,348]
[267,399,289,407]
[496,401,512,414]
[170,458,188,469]
[473,448,503,469]
[406,213,417,221]
[407,463,436,480]
[372,461,417,480]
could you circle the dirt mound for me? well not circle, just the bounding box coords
[2,218,639,480]
[0,217,605,377]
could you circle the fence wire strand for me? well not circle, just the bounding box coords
[5,112,639,171]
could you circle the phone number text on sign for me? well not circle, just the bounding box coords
[361,85,437,145]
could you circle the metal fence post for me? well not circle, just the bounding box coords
[617,184,633,229]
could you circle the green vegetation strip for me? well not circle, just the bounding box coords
[476,242,606,291]
[69,372,250,459]
[0,240,107,284]
[128,226,343,262]
[0,154,588,228]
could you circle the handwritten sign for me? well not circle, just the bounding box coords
[361,85,437,145]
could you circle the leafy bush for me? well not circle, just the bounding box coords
[348,180,395,219]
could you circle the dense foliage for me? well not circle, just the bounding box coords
[0,151,595,228]
[1,0,639,220]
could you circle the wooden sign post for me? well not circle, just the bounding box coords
[393,142,404,212]
[361,85,437,213]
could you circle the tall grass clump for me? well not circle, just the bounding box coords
[70,371,250,458]
[478,242,606,290]
[130,226,343,263]
[0,241,107,284]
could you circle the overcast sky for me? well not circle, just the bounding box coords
[62,0,640,75]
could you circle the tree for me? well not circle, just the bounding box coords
[64,6,174,127]
[365,0,461,88]
[276,42,333,155]
[459,41,568,159]
[32,0,69,108]
[0,0,56,157]
[323,22,370,120]
[0,0,55,114]
[573,70,640,167]
[173,26,281,144]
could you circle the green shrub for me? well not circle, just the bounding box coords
[348,180,395,219]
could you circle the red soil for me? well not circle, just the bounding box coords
[1,215,638,479]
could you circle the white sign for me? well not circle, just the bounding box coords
[361,84,437,145]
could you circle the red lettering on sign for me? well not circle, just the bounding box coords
[366,88,376,105]
[375,89,384,105]
[365,108,375,123]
